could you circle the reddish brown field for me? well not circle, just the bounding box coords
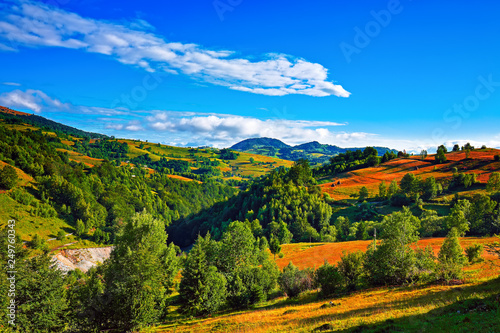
[276,237,500,272]
[320,149,500,200]
[167,174,201,183]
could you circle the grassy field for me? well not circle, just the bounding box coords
[155,238,500,333]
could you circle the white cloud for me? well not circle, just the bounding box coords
[2,82,21,86]
[0,88,130,115]
[0,88,69,113]
[0,0,350,98]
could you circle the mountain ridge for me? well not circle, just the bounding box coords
[230,137,398,164]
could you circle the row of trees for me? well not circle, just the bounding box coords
[280,208,483,301]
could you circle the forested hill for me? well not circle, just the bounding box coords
[169,159,334,247]
[0,105,106,139]
[230,137,397,164]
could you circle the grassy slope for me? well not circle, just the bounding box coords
[319,149,500,201]
[116,139,294,179]
[157,238,500,333]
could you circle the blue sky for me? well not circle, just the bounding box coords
[0,0,499,151]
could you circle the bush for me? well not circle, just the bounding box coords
[279,262,315,298]
[390,193,411,207]
[10,188,34,206]
[30,234,48,251]
[465,244,483,263]
[337,251,364,291]
[56,230,66,241]
[314,261,343,297]
[0,164,18,189]
[415,246,436,282]
[494,155,500,161]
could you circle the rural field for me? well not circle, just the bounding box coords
[319,149,500,201]
[157,238,500,333]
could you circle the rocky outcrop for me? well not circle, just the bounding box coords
[52,246,113,273]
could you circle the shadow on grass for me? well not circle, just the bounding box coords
[294,278,500,332]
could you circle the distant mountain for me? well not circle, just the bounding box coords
[230,137,291,150]
[230,138,398,164]
[0,105,106,139]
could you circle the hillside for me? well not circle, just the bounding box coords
[230,137,397,165]
[158,238,500,333]
[0,105,106,139]
[319,149,500,200]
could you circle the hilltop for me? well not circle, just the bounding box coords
[230,137,397,164]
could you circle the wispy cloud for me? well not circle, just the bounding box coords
[0,0,350,98]
[2,82,21,86]
[0,88,129,115]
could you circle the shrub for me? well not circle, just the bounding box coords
[337,251,364,291]
[465,244,483,263]
[56,230,66,241]
[494,155,500,161]
[436,228,466,281]
[30,234,48,251]
[314,261,343,297]
[279,262,315,298]
[415,246,436,282]
[390,193,411,207]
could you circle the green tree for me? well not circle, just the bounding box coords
[179,234,227,315]
[315,261,343,297]
[422,176,438,200]
[420,150,428,160]
[334,216,350,241]
[75,219,86,237]
[364,207,420,285]
[387,179,399,198]
[379,181,387,199]
[435,147,447,164]
[358,186,369,202]
[437,228,466,281]
[249,157,255,164]
[400,173,420,198]
[269,235,281,260]
[446,199,471,236]
[103,210,179,331]
[486,172,500,192]
[337,250,364,291]
[15,254,68,332]
[363,146,378,158]
[0,165,18,189]
[420,210,444,237]
[452,144,460,152]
